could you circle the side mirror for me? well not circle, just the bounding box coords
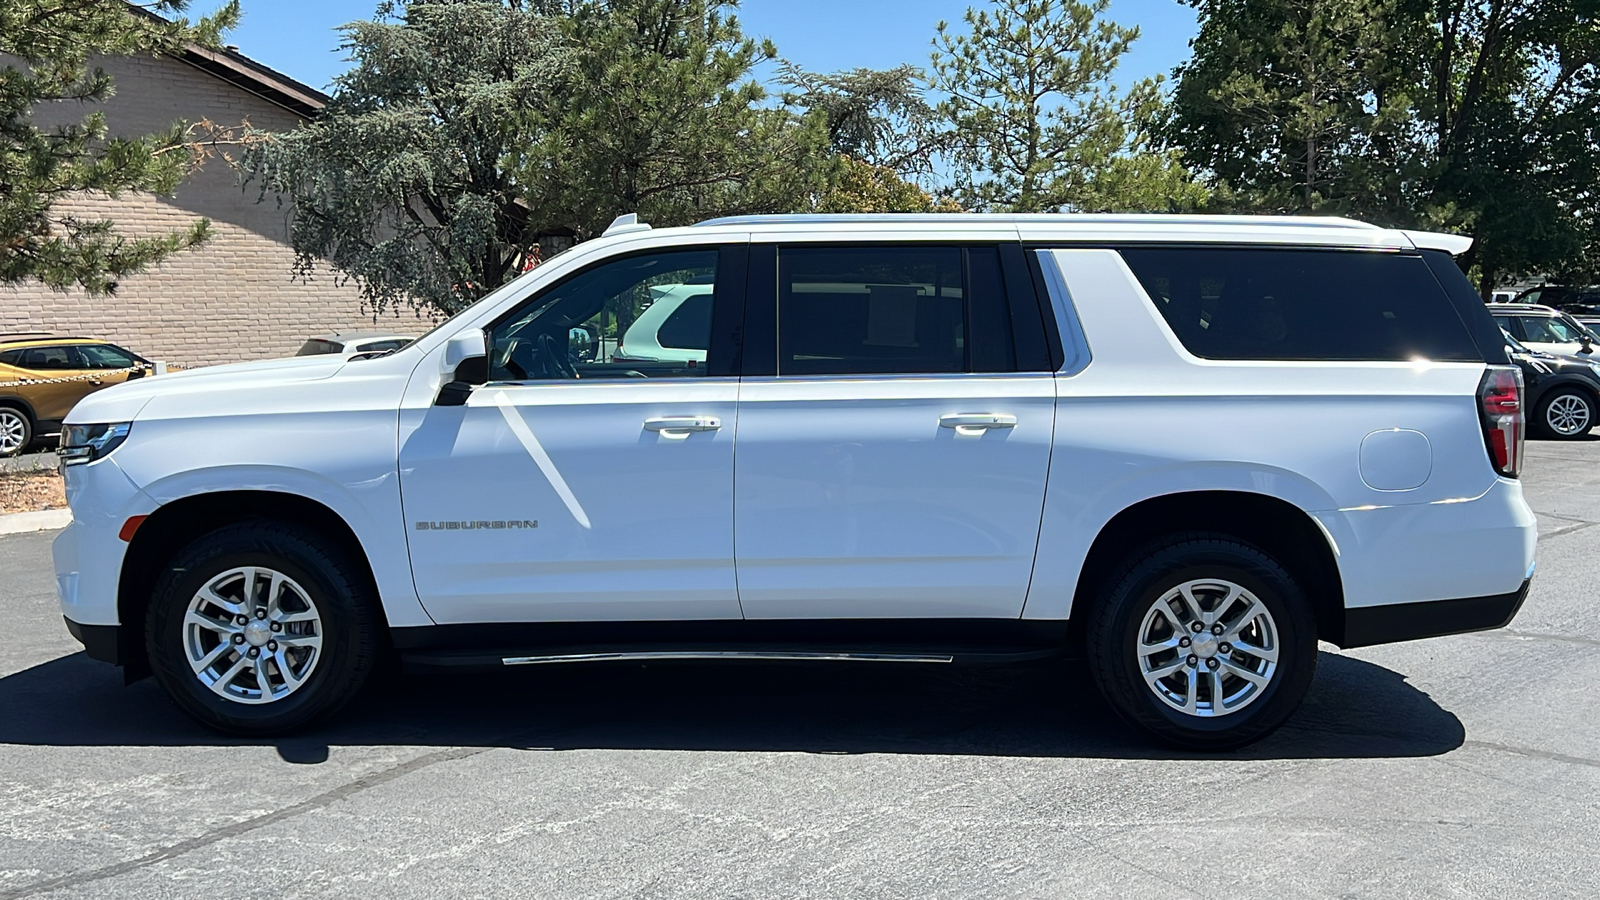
[1582,335,1594,355]
[442,328,486,371]
[568,325,598,362]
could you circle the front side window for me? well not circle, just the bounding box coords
[1517,316,1582,343]
[489,250,718,381]
[775,245,1014,376]
[1122,248,1481,362]
[76,344,138,369]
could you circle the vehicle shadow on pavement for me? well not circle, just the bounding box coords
[0,649,1463,763]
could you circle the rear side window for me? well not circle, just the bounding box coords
[296,339,343,356]
[1121,248,1481,362]
[774,245,1016,376]
[17,346,79,369]
[0,350,21,366]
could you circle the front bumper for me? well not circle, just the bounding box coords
[1340,578,1531,648]
[64,617,122,665]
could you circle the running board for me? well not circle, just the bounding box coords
[501,650,955,666]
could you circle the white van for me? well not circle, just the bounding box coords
[53,214,1536,748]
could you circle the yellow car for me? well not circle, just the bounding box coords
[0,334,154,457]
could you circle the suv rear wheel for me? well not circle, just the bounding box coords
[0,407,31,458]
[1086,534,1317,750]
[144,522,380,735]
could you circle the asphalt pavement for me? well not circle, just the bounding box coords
[2,442,1599,898]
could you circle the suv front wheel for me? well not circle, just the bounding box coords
[145,522,380,735]
[1086,535,1318,750]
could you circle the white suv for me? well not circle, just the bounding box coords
[53,214,1536,749]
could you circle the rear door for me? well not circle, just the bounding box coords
[732,241,1057,619]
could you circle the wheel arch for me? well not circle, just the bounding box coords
[1066,490,1346,652]
[116,490,384,680]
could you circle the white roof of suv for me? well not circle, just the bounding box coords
[687,214,1473,255]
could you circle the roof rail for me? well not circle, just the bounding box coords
[603,213,653,237]
[692,213,1386,229]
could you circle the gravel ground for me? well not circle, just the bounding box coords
[0,440,1597,899]
[0,473,64,515]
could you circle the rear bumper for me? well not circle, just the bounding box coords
[1339,578,1531,648]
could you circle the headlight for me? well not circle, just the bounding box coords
[58,422,132,466]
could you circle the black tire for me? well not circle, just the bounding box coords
[145,522,380,735]
[1086,534,1317,750]
[1535,387,1596,440]
[0,406,31,458]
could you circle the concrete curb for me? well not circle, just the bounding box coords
[0,508,72,536]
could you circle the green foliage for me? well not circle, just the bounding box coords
[1168,0,1600,291]
[247,0,566,315]
[515,0,831,239]
[0,0,240,294]
[930,0,1207,212]
[779,63,949,180]
[813,156,963,213]
[254,0,832,315]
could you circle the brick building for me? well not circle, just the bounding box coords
[2,44,425,368]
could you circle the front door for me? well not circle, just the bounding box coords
[733,243,1056,619]
[399,246,747,624]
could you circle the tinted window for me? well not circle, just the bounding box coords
[1121,248,1481,362]
[76,344,137,369]
[17,346,78,370]
[491,250,718,380]
[0,350,21,366]
[296,340,343,356]
[356,339,410,354]
[656,293,713,351]
[778,245,1017,376]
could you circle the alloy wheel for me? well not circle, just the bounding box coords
[1135,578,1280,717]
[0,410,26,456]
[183,566,323,704]
[1546,393,1592,436]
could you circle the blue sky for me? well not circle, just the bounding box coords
[223,0,1199,94]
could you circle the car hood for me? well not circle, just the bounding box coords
[65,354,348,425]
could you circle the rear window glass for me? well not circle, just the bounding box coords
[296,339,343,356]
[1120,248,1481,362]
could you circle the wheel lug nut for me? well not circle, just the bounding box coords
[247,647,260,659]
[1179,637,1191,648]
[1207,658,1220,670]
[1219,643,1232,654]
[232,634,245,644]
[267,641,277,652]
[1186,655,1198,667]
[270,622,282,632]
[256,609,268,620]
[1211,624,1224,635]
[1190,622,1203,633]
[235,615,248,626]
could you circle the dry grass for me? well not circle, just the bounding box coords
[0,471,66,515]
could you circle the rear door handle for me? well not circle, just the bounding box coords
[644,416,721,438]
[940,413,1017,435]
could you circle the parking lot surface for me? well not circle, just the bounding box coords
[2,442,1599,899]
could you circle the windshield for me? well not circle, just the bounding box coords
[1503,329,1532,354]
[1559,313,1600,342]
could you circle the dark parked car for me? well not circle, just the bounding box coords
[1511,285,1600,320]
[1504,330,1600,439]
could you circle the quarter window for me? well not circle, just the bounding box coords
[490,250,719,381]
[1121,248,1481,362]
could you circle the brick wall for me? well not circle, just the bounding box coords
[0,53,431,368]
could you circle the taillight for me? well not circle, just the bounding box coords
[1478,365,1524,478]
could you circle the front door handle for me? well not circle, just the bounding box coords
[644,416,721,438]
[939,413,1017,435]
